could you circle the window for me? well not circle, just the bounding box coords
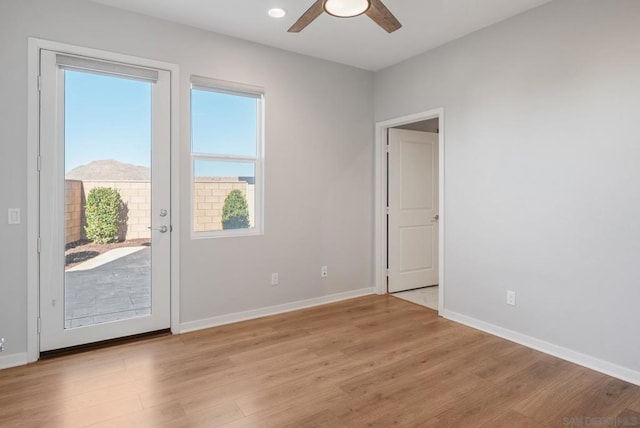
[190,76,264,237]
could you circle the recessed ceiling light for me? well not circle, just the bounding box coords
[268,8,287,18]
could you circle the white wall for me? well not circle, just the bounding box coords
[0,0,373,362]
[375,0,640,374]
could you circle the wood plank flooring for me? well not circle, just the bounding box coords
[1,295,639,427]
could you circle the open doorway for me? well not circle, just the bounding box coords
[389,119,439,310]
[374,109,444,314]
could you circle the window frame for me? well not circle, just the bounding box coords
[190,76,265,238]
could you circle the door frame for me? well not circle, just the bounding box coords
[26,38,181,362]
[373,108,445,315]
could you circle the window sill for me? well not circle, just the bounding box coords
[190,228,264,240]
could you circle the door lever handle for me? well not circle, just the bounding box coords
[148,225,168,233]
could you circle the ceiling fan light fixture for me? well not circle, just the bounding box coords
[323,0,371,18]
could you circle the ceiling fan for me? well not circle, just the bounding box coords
[288,0,402,34]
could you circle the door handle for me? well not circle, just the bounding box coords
[148,225,168,233]
[432,214,439,221]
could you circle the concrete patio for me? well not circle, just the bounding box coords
[64,247,151,329]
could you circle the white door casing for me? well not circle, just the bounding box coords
[388,129,439,293]
[39,49,171,351]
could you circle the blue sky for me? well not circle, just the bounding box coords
[65,70,151,172]
[65,71,257,178]
[192,89,257,177]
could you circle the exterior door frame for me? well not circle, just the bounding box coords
[26,38,181,362]
[374,108,445,315]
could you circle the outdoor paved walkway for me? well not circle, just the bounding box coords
[64,247,151,329]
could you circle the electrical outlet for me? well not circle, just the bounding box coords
[506,290,516,306]
[271,273,279,286]
[321,266,328,278]
[0,338,5,352]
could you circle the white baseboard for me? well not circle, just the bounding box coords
[0,352,28,370]
[442,309,640,387]
[180,287,375,333]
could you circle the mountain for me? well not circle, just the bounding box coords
[65,160,150,181]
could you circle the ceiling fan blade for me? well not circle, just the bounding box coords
[288,0,325,33]
[365,0,402,33]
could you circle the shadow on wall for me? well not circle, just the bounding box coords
[117,201,129,242]
[65,179,150,244]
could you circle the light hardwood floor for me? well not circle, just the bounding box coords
[1,295,639,427]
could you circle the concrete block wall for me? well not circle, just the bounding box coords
[65,180,84,244]
[64,180,152,243]
[193,180,251,232]
[81,181,152,240]
[65,179,255,243]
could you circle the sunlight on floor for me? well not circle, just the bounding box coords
[392,286,438,310]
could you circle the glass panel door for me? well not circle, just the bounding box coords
[39,50,171,351]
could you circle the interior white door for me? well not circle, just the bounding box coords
[39,49,171,352]
[388,128,439,293]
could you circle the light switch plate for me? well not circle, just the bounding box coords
[8,208,20,225]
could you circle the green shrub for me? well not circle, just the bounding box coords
[84,187,123,244]
[222,189,250,230]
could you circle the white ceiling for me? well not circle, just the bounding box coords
[88,0,553,71]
